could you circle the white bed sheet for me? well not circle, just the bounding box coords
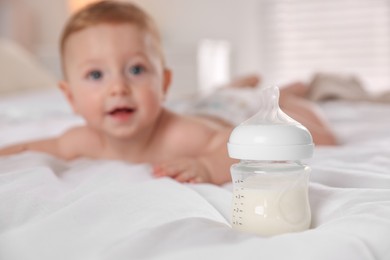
[0,89,390,260]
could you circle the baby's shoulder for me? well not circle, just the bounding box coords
[162,112,219,150]
[166,112,214,133]
[62,125,99,140]
[58,126,103,157]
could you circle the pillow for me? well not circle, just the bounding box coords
[307,73,368,102]
[0,39,56,95]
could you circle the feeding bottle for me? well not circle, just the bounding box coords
[227,86,314,236]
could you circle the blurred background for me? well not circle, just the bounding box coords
[0,0,389,98]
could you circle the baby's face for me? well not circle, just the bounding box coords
[61,23,170,139]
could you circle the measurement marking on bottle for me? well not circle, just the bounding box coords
[232,189,245,227]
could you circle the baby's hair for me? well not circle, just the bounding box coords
[60,0,165,69]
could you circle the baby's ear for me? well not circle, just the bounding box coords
[162,69,172,95]
[58,81,78,113]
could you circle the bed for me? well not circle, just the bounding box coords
[0,33,390,260]
[0,85,390,260]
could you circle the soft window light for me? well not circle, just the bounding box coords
[197,39,231,95]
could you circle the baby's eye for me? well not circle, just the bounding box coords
[129,65,145,76]
[87,70,103,80]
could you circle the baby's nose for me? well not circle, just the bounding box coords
[110,77,131,96]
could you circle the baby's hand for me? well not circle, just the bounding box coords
[0,144,27,156]
[153,158,212,183]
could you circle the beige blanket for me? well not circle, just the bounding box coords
[307,73,390,103]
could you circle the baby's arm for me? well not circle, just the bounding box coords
[153,158,212,183]
[0,138,62,157]
[153,128,237,185]
[0,126,91,160]
[198,128,238,184]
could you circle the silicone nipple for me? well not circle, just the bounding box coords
[227,86,314,160]
[242,86,297,125]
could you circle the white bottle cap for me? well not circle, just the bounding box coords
[227,87,314,161]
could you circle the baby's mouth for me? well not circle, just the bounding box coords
[108,107,136,117]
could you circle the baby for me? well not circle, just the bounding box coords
[0,1,336,184]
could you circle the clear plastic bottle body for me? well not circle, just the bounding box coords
[231,160,311,236]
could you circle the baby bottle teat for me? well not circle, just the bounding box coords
[228,86,314,161]
[228,86,314,236]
